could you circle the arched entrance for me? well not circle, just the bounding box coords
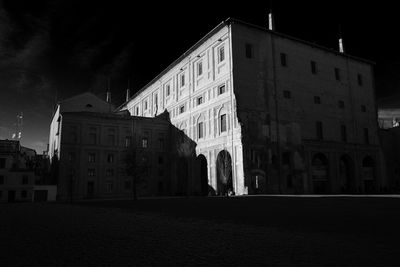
[339,155,356,193]
[197,154,208,196]
[216,150,233,196]
[362,156,376,193]
[312,153,330,194]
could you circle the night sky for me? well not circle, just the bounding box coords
[0,0,399,153]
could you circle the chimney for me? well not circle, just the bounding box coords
[106,90,111,103]
[338,38,345,53]
[338,25,345,53]
[268,12,274,31]
[126,88,130,102]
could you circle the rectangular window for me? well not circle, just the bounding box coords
[0,175,4,184]
[341,125,347,142]
[338,100,345,109]
[197,61,203,76]
[136,107,139,115]
[22,175,28,185]
[179,105,185,114]
[107,154,114,163]
[142,138,148,148]
[220,114,227,133]
[283,90,291,99]
[21,190,27,198]
[144,101,148,110]
[357,74,363,86]
[361,105,367,112]
[197,96,203,106]
[335,68,341,81]
[180,73,185,87]
[245,43,253,58]
[158,156,164,164]
[280,53,287,67]
[364,128,369,144]
[166,85,170,96]
[88,169,95,177]
[316,121,323,140]
[218,46,225,63]
[198,122,204,139]
[218,84,226,95]
[0,158,6,169]
[311,61,317,74]
[88,153,96,163]
[314,96,321,104]
[106,181,113,192]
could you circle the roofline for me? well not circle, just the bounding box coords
[117,17,375,110]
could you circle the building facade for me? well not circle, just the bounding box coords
[119,18,383,195]
[49,93,178,200]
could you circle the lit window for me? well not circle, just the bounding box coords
[218,84,226,95]
[218,46,225,63]
[220,114,227,133]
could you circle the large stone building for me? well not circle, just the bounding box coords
[49,92,185,200]
[119,18,383,195]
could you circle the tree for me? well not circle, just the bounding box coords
[124,148,148,201]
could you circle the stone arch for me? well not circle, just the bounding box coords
[216,150,233,196]
[311,153,330,194]
[362,155,376,193]
[339,154,356,193]
[196,154,209,196]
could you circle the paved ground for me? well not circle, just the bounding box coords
[1,196,399,266]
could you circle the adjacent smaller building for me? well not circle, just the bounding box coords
[0,139,56,202]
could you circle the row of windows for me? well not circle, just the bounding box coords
[279,52,364,85]
[283,91,367,112]
[176,84,226,116]
[315,121,370,144]
[0,190,27,199]
[196,113,227,139]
